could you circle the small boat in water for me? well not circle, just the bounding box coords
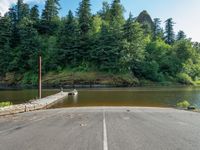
[68,89,78,96]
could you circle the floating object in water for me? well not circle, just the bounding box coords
[68,89,78,96]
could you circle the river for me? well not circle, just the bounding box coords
[0,86,200,108]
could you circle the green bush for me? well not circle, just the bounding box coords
[142,61,165,82]
[74,62,90,72]
[56,66,62,72]
[0,101,13,108]
[177,73,194,85]
[177,100,190,108]
[22,72,38,85]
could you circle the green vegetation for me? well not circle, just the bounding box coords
[42,69,139,86]
[0,0,200,86]
[176,100,190,108]
[0,101,13,108]
[176,73,194,85]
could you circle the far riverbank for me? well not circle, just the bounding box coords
[0,70,194,89]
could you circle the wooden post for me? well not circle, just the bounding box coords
[38,53,42,99]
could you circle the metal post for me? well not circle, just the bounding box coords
[38,53,42,99]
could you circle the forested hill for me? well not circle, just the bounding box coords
[0,0,200,86]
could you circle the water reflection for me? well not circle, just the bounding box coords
[72,95,78,104]
[51,86,200,108]
[0,87,200,108]
[0,89,59,104]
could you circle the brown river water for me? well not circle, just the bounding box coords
[0,86,200,108]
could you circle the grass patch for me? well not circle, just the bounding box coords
[0,101,13,108]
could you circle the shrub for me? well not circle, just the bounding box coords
[142,61,165,82]
[0,101,13,108]
[177,100,190,108]
[176,73,194,85]
[21,72,38,85]
[74,62,90,72]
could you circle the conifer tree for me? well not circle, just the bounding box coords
[165,18,175,44]
[93,23,121,71]
[101,0,124,72]
[8,7,19,48]
[57,10,78,67]
[177,30,186,41]
[30,5,39,23]
[110,0,125,26]
[0,0,198,84]
[77,0,91,36]
[122,13,146,74]
[41,0,60,34]
[16,0,24,21]
[77,0,92,63]
[16,0,30,22]
[98,1,111,22]
[153,18,164,39]
[123,13,134,41]
[42,0,60,22]
[0,15,12,73]
[15,18,40,72]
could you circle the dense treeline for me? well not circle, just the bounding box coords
[0,0,200,85]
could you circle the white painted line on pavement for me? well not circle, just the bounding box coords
[103,109,108,150]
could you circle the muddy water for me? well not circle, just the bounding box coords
[0,89,59,104]
[52,86,200,108]
[0,86,200,108]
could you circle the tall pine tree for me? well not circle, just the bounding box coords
[122,13,146,74]
[16,0,30,22]
[77,0,92,63]
[41,0,60,34]
[57,10,78,67]
[13,18,40,72]
[98,1,111,23]
[0,15,12,74]
[8,7,19,48]
[165,18,175,44]
[92,23,121,71]
[153,18,164,40]
[177,30,186,41]
[30,5,39,23]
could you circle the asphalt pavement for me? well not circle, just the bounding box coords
[0,107,200,150]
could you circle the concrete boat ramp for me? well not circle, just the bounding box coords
[0,91,70,116]
[0,107,200,150]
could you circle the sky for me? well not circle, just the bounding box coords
[0,0,200,42]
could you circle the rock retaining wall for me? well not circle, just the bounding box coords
[0,92,68,116]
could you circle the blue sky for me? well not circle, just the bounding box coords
[0,0,200,42]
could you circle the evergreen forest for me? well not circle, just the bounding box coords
[1,0,200,86]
